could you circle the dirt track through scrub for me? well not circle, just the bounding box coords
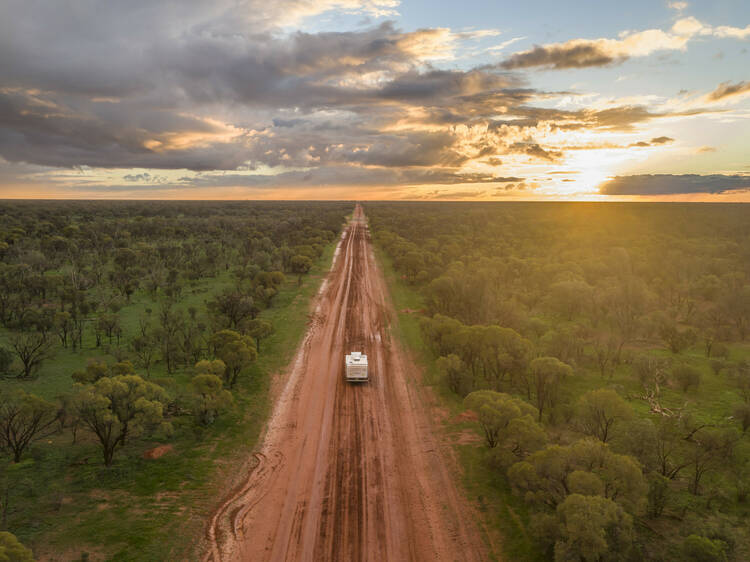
[204,205,487,561]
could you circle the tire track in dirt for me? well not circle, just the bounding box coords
[203,205,488,561]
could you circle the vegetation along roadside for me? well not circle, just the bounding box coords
[368,201,750,562]
[0,200,349,560]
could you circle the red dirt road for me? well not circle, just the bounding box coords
[204,205,488,561]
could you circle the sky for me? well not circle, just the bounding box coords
[0,0,749,200]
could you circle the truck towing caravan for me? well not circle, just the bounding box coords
[345,351,369,382]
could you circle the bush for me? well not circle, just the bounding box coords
[673,364,701,392]
[682,534,727,562]
[0,346,13,376]
[0,531,34,561]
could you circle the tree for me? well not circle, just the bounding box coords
[681,535,728,562]
[209,290,256,330]
[0,347,13,377]
[209,330,257,388]
[8,331,54,379]
[657,314,697,354]
[591,333,618,378]
[290,255,312,285]
[553,494,634,562]
[464,390,540,450]
[0,390,59,462]
[672,364,702,393]
[646,473,670,518]
[575,389,633,443]
[0,531,34,562]
[190,369,234,426]
[54,310,74,348]
[247,318,274,352]
[547,280,592,320]
[130,333,158,376]
[685,426,738,495]
[436,354,470,396]
[728,361,750,403]
[732,402,750,433]
[74,375,170,466]
[71,358,109,384]
[526,357,573,421]
[508,439,646,512]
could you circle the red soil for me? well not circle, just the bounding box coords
[204,205,488,561]
[142,444,173,459]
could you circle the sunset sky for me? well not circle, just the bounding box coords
[1,0,749,200]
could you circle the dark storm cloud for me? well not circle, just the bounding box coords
[500,43,617,70]
[0,89,252,170]
[0,3,526,174]
[599,174,750,195]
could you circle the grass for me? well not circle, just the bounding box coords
[375,247,545,562]
[0,241,338,561]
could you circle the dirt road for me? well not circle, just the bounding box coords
[204,205,487,561]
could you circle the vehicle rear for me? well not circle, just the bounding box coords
[345,351,369,382]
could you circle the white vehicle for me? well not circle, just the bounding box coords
[345,351,369,382]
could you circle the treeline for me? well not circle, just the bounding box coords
[0,201,348,555]
[368,202,750,562]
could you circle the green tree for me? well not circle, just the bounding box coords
[436,354,469,396]
[130,333,158,376]
[209,330,257,388]
[290,255,312,285]
[682,535,728,562]
[672,364,702,393]
[646,473,670,518]
[732,402,750,433]
[575,389,633,443]
[0,347,13,377]
[71,358,109,384]
[0,390,59,462]
[554,494,634,562]
[8,331,54,379]
[247,318,274,352]
[509,439,646,512]
[526,357,573,421]
[464,390,540,451]
[685,426,738,495]
[190,369,234,426]
[74,375,170,466]
[0,531,34,562]
[210,290,256,330]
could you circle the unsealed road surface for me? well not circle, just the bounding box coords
[205,205,487,561]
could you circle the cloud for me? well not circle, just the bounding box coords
[508,142,562,161]
[706,81,750,102]
[628,136,674,147]
[500,28,691,70]
[668,1,688,11]
[500,16,750,70]
[650,136,674,144]
[0,0,746,196]
[178,166,512,188]
[599,174,750,195]
[422,189,488,199]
